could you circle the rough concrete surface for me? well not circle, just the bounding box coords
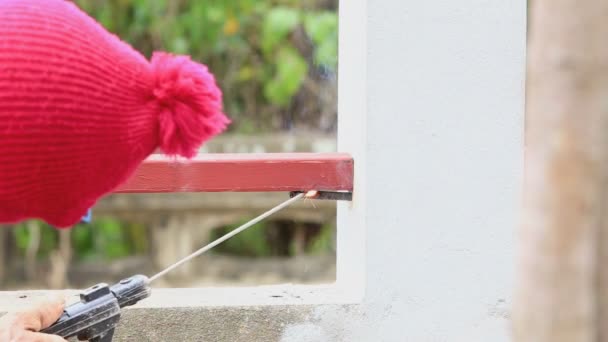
[116,305,351,342]
[0,303,359,342]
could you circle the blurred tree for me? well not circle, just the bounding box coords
[514,0,608,340]
[74,0,339,134]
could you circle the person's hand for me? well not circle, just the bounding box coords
[0,296,67,342]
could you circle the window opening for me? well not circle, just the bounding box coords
[1,0,344,291]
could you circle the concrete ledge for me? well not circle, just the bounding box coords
[116,304,358,342]
[0,285,361,341]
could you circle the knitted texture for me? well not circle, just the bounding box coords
[0,0,229,227]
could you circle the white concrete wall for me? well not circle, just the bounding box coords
[292,0,526,340]
[368,0,524,340]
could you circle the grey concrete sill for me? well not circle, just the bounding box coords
[0,285,361,341]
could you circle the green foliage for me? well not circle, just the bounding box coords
[210,220,274,257]
[304,12,339,67]
[211,220,336,258]
[13,218,146,261]
[264,46,308,106]
[305,223,335,255]
[73,218,148,261]
[13,221,60,257]
[73,0,339,132]
[262,7,301,55]
[94,218,125,259]
[12,216,334,261]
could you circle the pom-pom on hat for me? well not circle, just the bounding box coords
[0,0,230,227]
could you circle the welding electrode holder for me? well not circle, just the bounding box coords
[40,274,151,342]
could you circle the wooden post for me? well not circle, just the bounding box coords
[24,220,40,281]
[513,0,608,340]
[0,227,7,287]
[47,229,72,289]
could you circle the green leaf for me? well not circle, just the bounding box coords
[314,40,338,68]
[171,37,189,54]
[304,12,338,45]
[238,65,255,82]
[97,5,114,31]
[206,6,225,23]
[13,225,29,252]
[264,46,308,106]
[94,218,129,259]
[261,7,300,55]
[72,225,94,258]
[306,223,335,255]
[304,12,338,68]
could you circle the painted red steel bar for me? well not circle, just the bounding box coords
[115,153,354,193]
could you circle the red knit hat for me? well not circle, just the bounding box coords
[0,0,230,227]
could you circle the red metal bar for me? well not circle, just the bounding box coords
[115,153,354,193]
